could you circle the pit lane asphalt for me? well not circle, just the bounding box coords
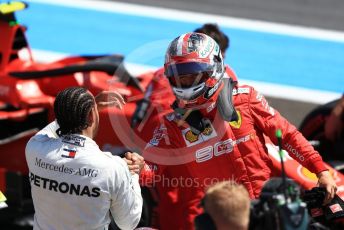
[111,0,344,31]
[110,0,344,127]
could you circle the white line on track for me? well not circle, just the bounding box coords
[28,0,344,42]
[32,49,341,104]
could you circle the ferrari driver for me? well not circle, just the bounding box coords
[137,33,337,229]
[131,23,237,129]
[26,87,143,230]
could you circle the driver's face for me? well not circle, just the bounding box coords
[170,72,210,88]
[179,74,200,87]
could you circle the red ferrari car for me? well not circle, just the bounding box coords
[0,2,155,227]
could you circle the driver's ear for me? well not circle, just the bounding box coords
[222,51,226,59]
[88,107,96,125]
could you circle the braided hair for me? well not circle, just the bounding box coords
[54,87,95,136]
[194,23,229,54]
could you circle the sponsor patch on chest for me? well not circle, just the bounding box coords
[181,124,217,147]
[148,124,167,147]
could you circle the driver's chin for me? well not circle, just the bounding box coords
[181,100,214,111]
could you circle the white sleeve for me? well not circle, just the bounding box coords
[34,120,60,139]
[110,158,143,230]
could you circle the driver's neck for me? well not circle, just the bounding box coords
[81,127,95,140]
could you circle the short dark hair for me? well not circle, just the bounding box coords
[194,23,229,53]
[54,87,94,136]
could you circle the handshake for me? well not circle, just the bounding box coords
[123,152,145,175]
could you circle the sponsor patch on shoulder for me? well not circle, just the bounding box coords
[232,87,250,95]
[62,135,85,147]
[256,92,275,116]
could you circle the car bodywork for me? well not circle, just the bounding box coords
[0,2,154,226]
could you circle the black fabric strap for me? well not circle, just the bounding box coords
[217,78,238,122]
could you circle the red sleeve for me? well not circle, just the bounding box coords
[138,119,168,187]
[139,161,163,187]
[248,87,327,174]
[139,119,181,186]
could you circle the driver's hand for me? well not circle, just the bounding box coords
[316,170,337,205]
[95,90,126,110]
[123,152,145,175]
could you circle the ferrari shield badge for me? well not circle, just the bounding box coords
[229,110,242,129]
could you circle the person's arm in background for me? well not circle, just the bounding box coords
[109,157,143,230]
[249,87,337,204]
[94,90,126,110]
[325,95,344,141]
[32,90,126,139]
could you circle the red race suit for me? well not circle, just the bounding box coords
[138,69,327,230]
